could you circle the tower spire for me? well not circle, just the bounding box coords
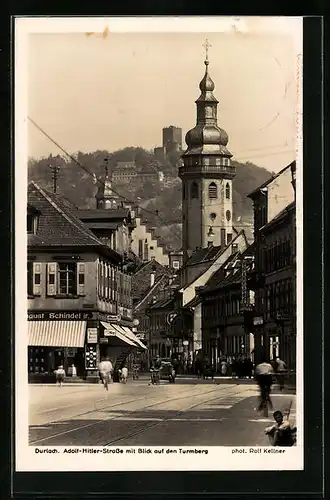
[179,44,236,260]
[95,157,118,209]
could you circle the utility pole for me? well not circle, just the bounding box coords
[49,165,60,194]
[240,255,254,356]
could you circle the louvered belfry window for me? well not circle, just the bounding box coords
[208,182,217,199]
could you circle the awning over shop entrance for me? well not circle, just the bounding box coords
[121,326,147,350]
[101,322,136,347]
[28,321,87,347]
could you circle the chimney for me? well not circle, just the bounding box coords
[150,271,155,288]
[221,229,226,248]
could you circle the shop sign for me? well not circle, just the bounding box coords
[104,330,116,337]
[28,311,122,322]
[253,316,264,326]
[87,328,98,344]
[28,311,93,321]
[167,311,178,325]
[85,345,97,370]
[136,333,146,340]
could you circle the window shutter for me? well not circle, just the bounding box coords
[47,263,57,296]
[33,262,42,296]
[77,263,85,296]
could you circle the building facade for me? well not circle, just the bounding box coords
[179,55,236,261]
[112,161,137,183]
[27,182,145,381]
[130,215,169,266]
[247,161,296,369]
[200,247,255,372]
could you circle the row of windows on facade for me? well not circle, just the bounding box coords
[27,261,131,306]
[183,182,231,200]
[259,279,294,318]
[184,157,231,167]
[261,241,292,273]
[98,260,132,308]
[206,335,246,356]
[203,294,243,322]
[151,312,170,330]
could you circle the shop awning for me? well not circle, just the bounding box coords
[101,322,136,346]
[121,326,147,350]
[28,321,87,347]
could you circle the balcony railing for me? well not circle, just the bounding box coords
[179,165,236,177]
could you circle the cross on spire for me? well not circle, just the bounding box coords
[203,38,212,62]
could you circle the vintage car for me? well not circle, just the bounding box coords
[150,358,176,383]
[159,358,176,383]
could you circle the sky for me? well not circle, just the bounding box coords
[25,17,302,173]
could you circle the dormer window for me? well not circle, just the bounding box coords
[27,213,38,234]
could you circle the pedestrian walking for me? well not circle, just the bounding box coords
[255,360,274,416]
[55,365,66,387]
[98,357,113,391]
[274,357,286,391]
[221,360,228,376]
[265,410,296,446]
[119,366,128,383]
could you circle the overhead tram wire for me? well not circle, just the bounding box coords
[28,116,182,243]
[28,117,293,240]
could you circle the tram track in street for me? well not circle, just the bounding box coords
[102,387,256,446]
[29,384,245,445]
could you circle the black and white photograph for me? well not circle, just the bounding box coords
[15,16,303,471]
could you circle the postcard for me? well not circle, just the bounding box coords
[15,16,303,472]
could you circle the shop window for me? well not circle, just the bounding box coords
[225,182,230,199]
[208,182,217,199]
[191,182,199,199]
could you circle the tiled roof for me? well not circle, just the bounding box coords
[148,297,174,310]
[131,260,169,302]
[186,245,221,266]
[260,201,295,233]
[28,182,106,248]
[181,231,248,291]
[134,275,169,313]
[202,250,255,294]
[83,221,119,230]
[77,208,131,220]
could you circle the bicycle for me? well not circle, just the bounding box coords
[150,368,160,385]
[100,371,111,391]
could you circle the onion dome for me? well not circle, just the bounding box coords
[199,60,215,92]
[183,59,231,156]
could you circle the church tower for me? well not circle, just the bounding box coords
[179,40,236,261]
[96,158,119,209]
